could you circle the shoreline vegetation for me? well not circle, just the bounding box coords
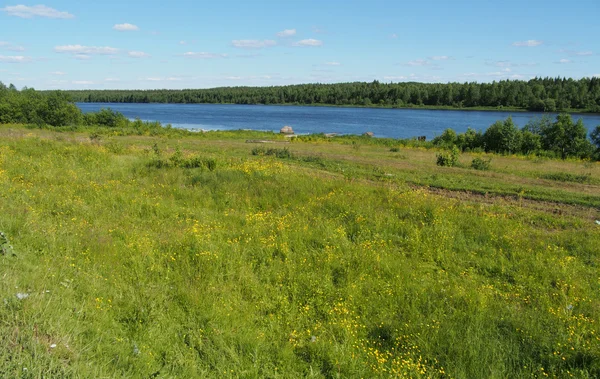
[1,81,600,377]
[3,82,600,161]
[60,77,600,114]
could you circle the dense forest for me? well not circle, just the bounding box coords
[61,77,600,112]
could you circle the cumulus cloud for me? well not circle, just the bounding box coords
[113,23,139,31]
[512,40,543,47]
[486,60,538,68]
[293,39,323,47]
[276,29,296,37]
[0,55,31,63]
[0,42,25,52]
[72,80,94,85]
[104,78,120,82]
[231,40,277,49]
[404,59,429,66]
[183,52,228,59]
[128,51,150,58]
[383,75,408,80]
[55,45,119,55]
[429,56,452,61]
[390,33,398,39]
[1,4,74,18]
[559,49,593,56]
[141,77,182,82]
[74,54,91,60]
[555,58,572,64]
[325,61,341,66]
[50,71,66,75]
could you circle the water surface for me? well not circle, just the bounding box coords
[77,103,600,139]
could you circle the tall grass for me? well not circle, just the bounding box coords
[0,125,599,377]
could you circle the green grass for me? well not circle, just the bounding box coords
[0,124,599,378]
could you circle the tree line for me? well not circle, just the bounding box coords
[433,114,600,160]
[59,77,600,112]
[1,81,137,127]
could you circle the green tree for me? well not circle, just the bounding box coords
[483,116,522,154]
[540,113,593,159]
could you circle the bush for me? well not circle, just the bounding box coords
[389,147,400,152]
[436,146,460,167]
[251,147,292,159]
[471,156,492,171]
[540,172,591,183]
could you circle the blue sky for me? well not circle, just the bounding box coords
[1,0,599,90]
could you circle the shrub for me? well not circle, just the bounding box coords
[436,146,460,167]
[471,156,492,171]
[251,147,292,159]
[540,172,591,183]
[389,147,400,152]
[251,147,266,156]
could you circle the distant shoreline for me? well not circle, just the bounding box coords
[75,101,600,115]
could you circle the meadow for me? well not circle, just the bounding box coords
[0,124,599,378]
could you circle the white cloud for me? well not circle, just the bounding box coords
[179,40,186,45]
[487,60,538,68]
[390,33,398,39]
[232,39,277,49]
[75,54,91,60]
[555,58,572,64]
[0,41,25,51]
[141,77,182,82]
[294,39,323,47]
[325,61,341,66]
[225,76,242,80]
[404,59,429,66]
[559,49,593,56]
[383,75,408,80]
[276,29,296,37]
[183,52,228,59]
[429,56,452,61]
[1,4,74,19]
[512,40,543,47]
[72,80,94,85]
[113,23,139,31]
[55,45,119,55]
[0,55,31,63]
[104,78,120,82]
[128,51,150,58]
[235,53,260,58]
[593,74,600,78]
[50,71,66,75]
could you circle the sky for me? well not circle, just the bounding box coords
[1,0,599,90]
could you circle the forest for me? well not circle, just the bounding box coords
[60,77,600,112]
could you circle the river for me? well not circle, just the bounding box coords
[76,103,600,140]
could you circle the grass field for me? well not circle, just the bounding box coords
[0,124,599,378]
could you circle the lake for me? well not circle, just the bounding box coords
[76,103,600,140]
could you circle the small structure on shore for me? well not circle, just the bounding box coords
[363,131,374,137]
[280,125,294,134]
